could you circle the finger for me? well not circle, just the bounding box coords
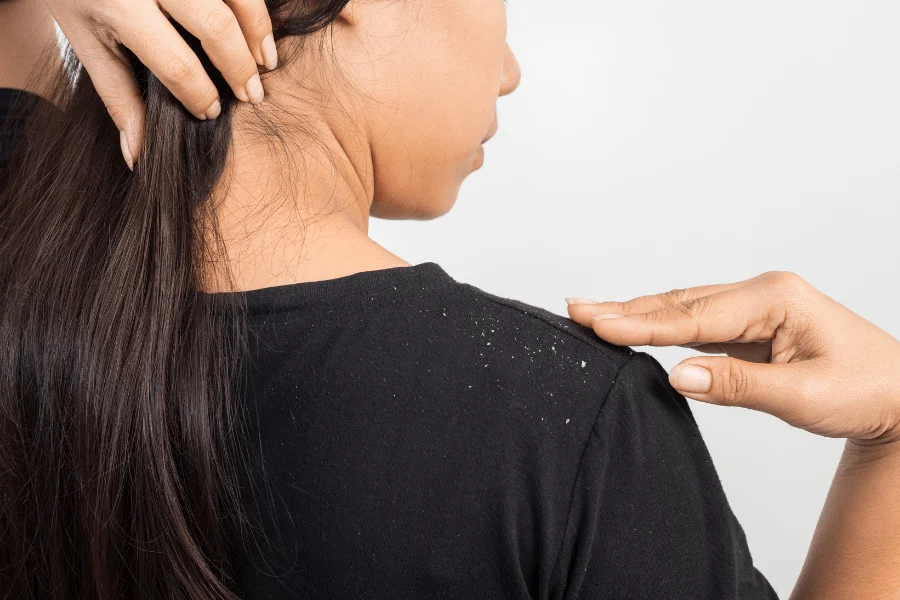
[667,356,814,425]
[71,32,145,169]
[224,0,277,70]
[680,342,773,363]
[567,280,748,327]
[589,288,777,347]
[161,0,264,104]
[113,9,222,119]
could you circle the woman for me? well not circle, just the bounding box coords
[0,1,897,599]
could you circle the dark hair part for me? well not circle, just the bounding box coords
[0,1,350,598]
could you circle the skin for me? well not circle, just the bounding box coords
[3,1,899,598]
[38,0,276,168]
[0,0,519,289]
[0,0,58,99]
[206,0,521,291]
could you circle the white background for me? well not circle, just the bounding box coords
[371,1,900,597]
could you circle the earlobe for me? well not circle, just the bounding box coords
[336,1,358,26]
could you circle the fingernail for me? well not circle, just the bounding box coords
[670,365,712,394]
[205,99,222,120]
[119,130,134,171]
[261,34,278,71]
[246,73,265,105]
[592,314,625,321]
[566,298,601,305]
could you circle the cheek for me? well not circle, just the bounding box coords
[417,4,507,154]
[367,0,508,216]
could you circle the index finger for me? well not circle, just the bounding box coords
[567,280,749,327]
[588,289,780,347]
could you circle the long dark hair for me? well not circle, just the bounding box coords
[0,1,350,598]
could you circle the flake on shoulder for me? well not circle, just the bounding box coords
[460,284,634,369]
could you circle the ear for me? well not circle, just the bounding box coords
[335,0,359,27]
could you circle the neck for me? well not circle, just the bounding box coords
[0,0,59,100]
[206,94,408,293]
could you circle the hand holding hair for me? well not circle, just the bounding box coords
[567,271,900,447]
[43,0,277,169]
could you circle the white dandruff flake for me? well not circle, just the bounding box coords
[566,419,571,424]
[581,361,587,368]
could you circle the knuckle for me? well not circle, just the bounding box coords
[768,271,812,304]
[660,289,689,307]
[660,289,688,305]
[614,300,632,314]
[767,271,805,290]
[164,53,198,85]
[678,298,704,318]
[642,309,668,326]
[252,15,273,32]
[204,8,237,42]
[718,363,749,406]
[87,1,121,28]
[103,100,129,124]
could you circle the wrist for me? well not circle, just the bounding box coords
[847,431,900,460]
[849,369,900,449]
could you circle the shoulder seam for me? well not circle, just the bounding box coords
[459,284,633,367]
[546,351,641,594]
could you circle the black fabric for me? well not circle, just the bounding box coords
[0,89,777,598]
[0,88,38,170]
[225,264,778,599]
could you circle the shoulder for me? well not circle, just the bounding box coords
[395,276,638,409]
[241,268,780,597]
[388,279,766,596]
[421,280,695,455]
[400,275,637,382]
[453,281,635,369]
[344,275,654,452]
[555,348,776,598]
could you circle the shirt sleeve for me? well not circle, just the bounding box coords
[550,352,779,600]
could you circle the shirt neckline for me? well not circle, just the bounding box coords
[205,262,454,312]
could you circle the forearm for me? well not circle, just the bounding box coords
[791,439,900,599]
[0,0,58,97]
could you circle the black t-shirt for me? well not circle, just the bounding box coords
[1,87,778,599]
[0,88,36,168]
[227,264,777,599]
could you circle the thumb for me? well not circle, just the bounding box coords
[668,356,806,417]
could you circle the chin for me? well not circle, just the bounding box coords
[370,187,461,221]
[473,144,485,170]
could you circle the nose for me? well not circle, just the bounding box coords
[500,43,521,97]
